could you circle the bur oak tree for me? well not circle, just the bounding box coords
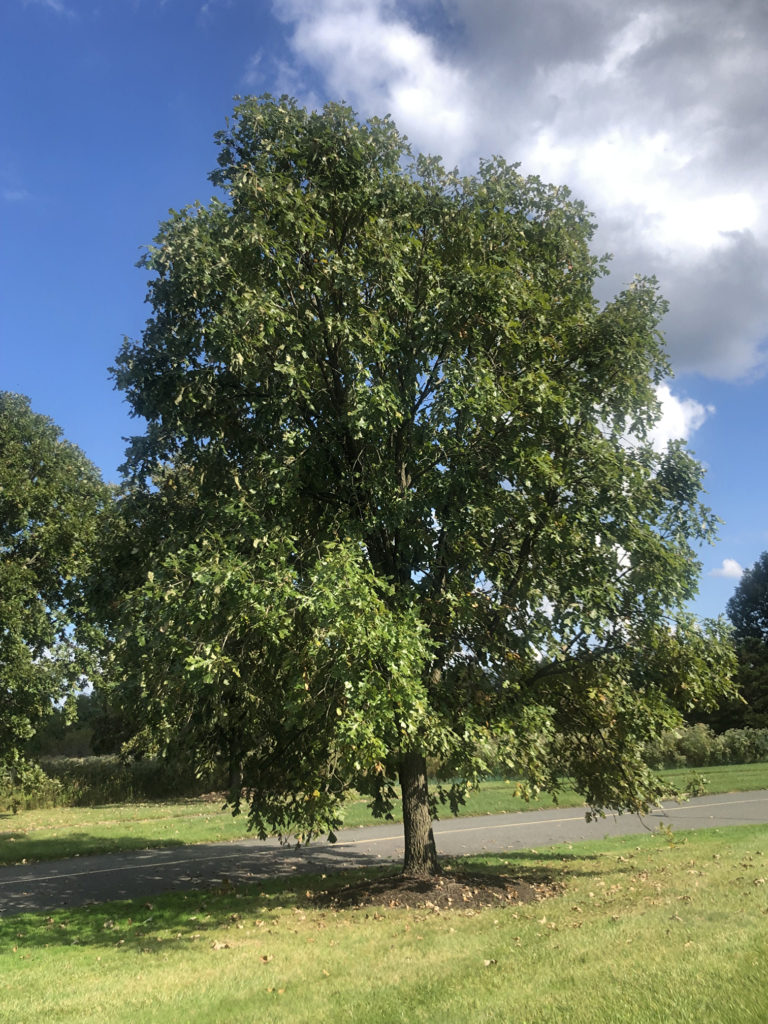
[0,393,108,772]
[109,97,734,876]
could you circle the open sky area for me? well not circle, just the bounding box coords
[1,0,766,622]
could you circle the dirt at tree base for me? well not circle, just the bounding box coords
[313,869,564,912]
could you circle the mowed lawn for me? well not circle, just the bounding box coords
[2,762,768,867]
[1,825,767,1023]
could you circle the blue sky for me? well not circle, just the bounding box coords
[2,0,766,621]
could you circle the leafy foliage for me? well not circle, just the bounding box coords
[643,723,768,769]
[697,636,768,731]
[0,392,108,772]
[0,758,62,814]
[104,97,735,867]
[728,551,768,642]
[702,552,768,729]
[24,691,132,758]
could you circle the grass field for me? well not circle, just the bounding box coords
[2,762,767,867]
[1,824,767,1023]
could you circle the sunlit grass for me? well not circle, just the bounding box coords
[343,761,768,826]
[2,762,767,867]
[1,825,767,1023]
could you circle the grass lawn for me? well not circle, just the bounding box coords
[1,762,767,867]
[1,824,767,1023]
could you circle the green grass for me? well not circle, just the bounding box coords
[2,761,767,868]
[1,825,767,1023]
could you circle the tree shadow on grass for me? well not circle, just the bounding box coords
[0,831,27,843]
[456,847,644,884]
[0,839,644,957]
[0,838,403,919]
[0,828,654,947]
[458,849,601,875]
[0,866,396,955]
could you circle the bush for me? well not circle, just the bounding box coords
[643,725,768,769]
[641,731,688,770]
[38,756,226,806]
[676,723,718,766]
[0,760,63,813]
[711,728,768,766]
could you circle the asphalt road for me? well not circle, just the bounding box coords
[2,790,768,917]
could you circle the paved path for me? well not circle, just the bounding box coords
[2,790,768,917]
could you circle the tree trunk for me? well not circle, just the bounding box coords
[229,762,243,796]
[399,749,440,877]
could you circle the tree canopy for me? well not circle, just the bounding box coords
[0,392,108,772]
[106,96,735,876]
[728,551,768,642]
[703,552,768,730]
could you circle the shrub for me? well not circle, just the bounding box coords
[711,728,768,766]
[39,756,226,806]
[643,725,768,769]
[0,760,63,813]
[676,723,717,766]
[642,731,687,770]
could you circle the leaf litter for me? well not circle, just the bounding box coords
[311,870,563,912]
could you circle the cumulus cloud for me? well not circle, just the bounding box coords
[272,0,475,164]
[709,558,744,579]
[601,230,768,379]
[269,0,768,381]
[648,384,714,450]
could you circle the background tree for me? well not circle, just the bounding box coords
[24,690,132,758]
[106,96,735,877]
[0,392,108,773]
[701,552,768,730]
[728,552,768,642]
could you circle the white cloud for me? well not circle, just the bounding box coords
[709,558,744,579]
[648,384,714,450]
[272,0,475,165]
[3,188,30,202]
[269,0,768,382]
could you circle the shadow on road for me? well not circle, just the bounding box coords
[0,859,399,953]
[0,839,398,917]
[0,831,187,867]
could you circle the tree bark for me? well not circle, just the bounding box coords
[399,749,440,877]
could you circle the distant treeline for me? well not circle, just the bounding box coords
[4,723,768,813]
